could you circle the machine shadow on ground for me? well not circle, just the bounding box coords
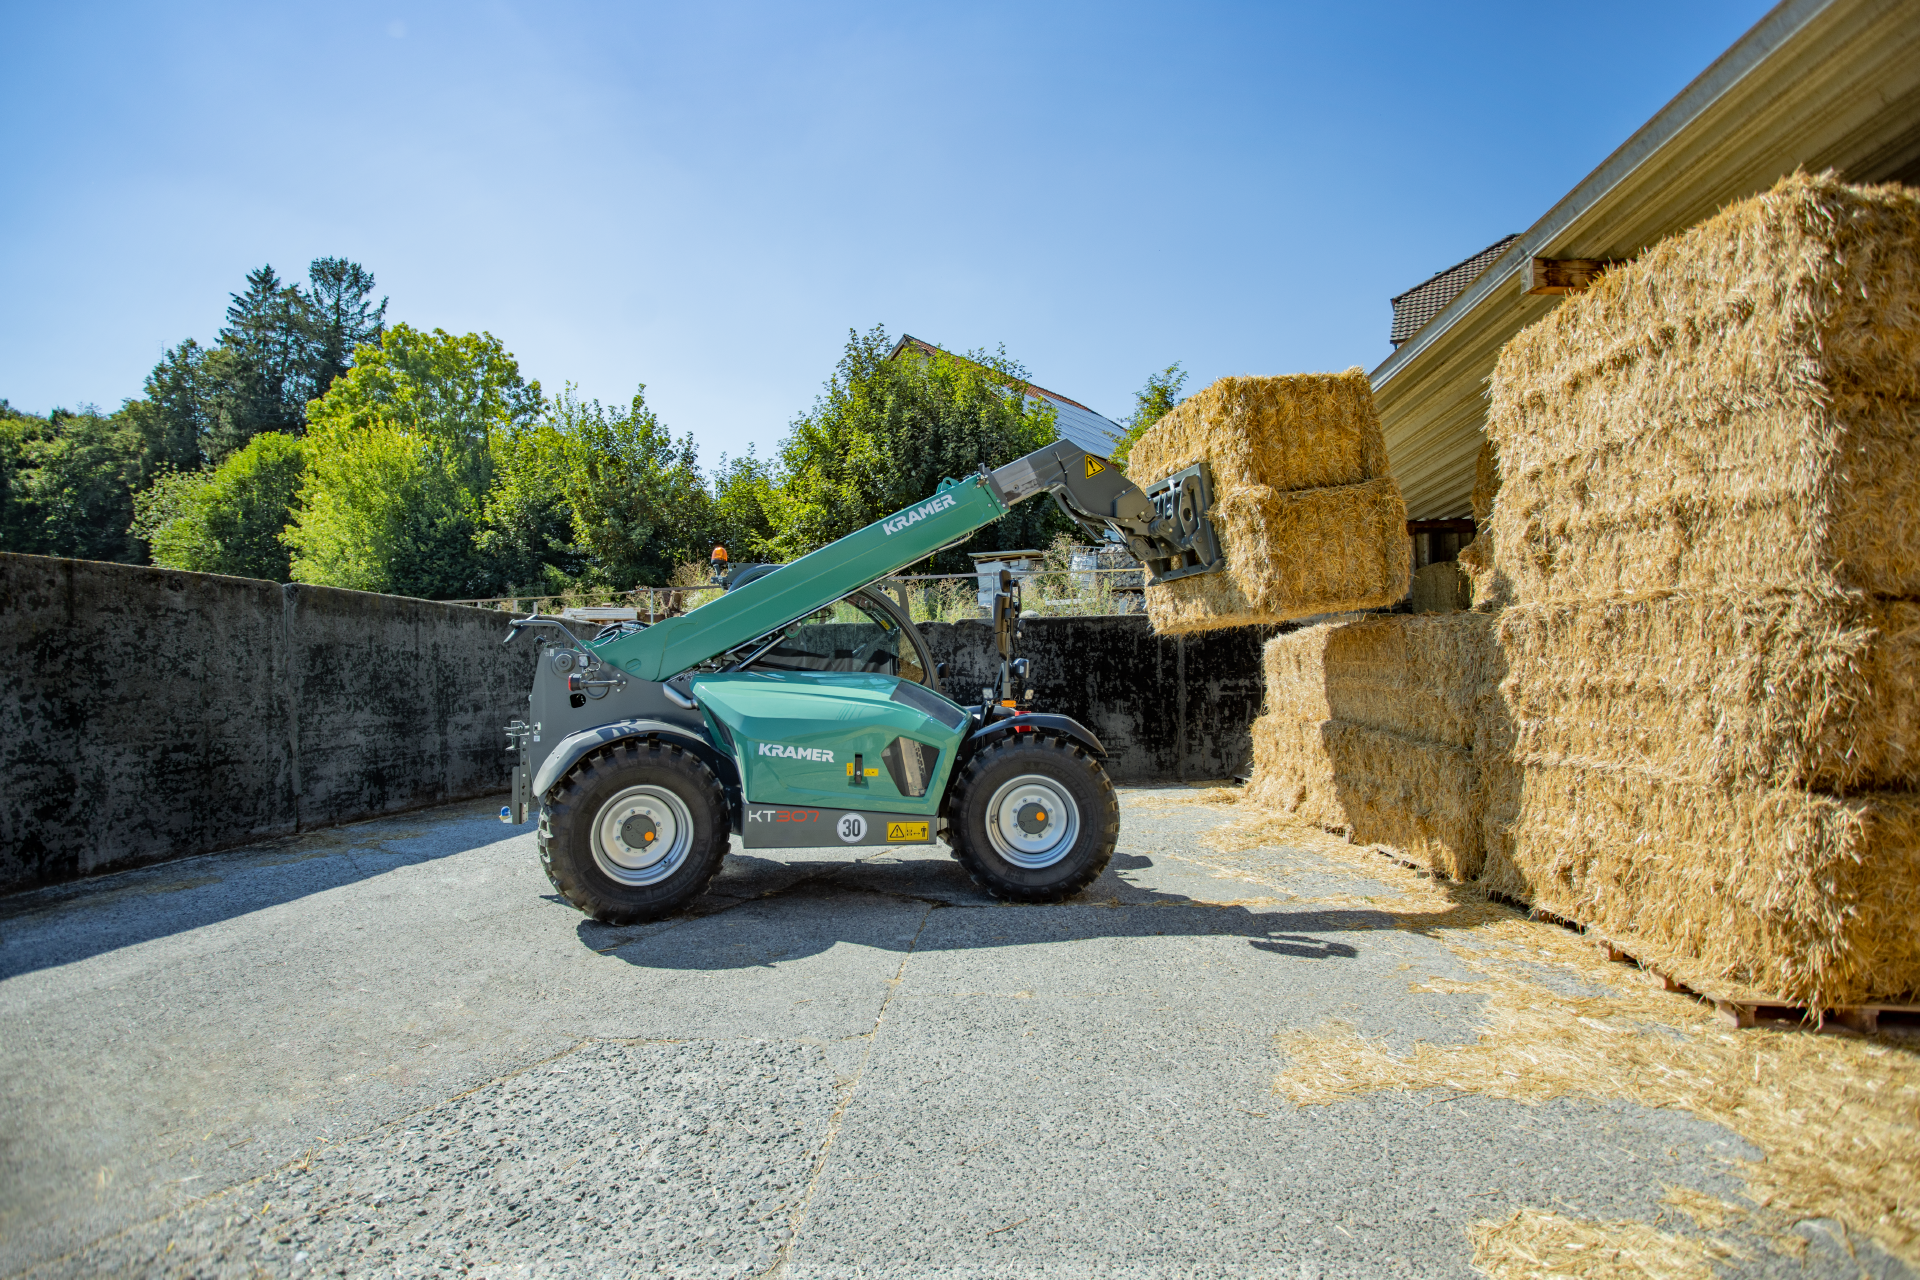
[576,847,1399,972]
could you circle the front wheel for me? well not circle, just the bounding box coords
[948,735,1118,902]
[539,738,730,924]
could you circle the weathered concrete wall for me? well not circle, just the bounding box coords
[0,554,535,892]
[1,554,1273,891]
[921,616,1273,784]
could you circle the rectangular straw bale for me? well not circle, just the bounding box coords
[1495,592,1920,792]
[1261,614,1492,751]
[1246,714,1483,880]
[1143,478,1410,636]
[1484,173,1920,601]
[1484,395,1920,601]
[1125,368,1387,490]
[1474,762,1920,1007]
[1458,440,1502,609]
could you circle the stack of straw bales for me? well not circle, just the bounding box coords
[1476,172,1920,1007]
[1127,370,1410,635]
[1246,614,1492,879]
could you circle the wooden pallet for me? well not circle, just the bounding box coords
[1709,999,1920,1032]
[1585,936,1919,1031]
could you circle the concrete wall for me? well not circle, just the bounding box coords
[921,617,1271,785]
[1,554,1272,891]
[0,554,536,892]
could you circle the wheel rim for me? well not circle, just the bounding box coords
[984,774,1080,869]
[591,784,696,886]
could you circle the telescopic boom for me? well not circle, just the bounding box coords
[587,439,1224,683]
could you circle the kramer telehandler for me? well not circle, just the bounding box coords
[502,440,1225,923]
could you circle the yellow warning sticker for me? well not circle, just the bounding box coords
[887,821,930,842]
[1084,454,1106,478]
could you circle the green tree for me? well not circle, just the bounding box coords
[285,325,542,597]
[131,432,307,580]
[303,257,388,402]
[770,325,1066,572]
[558,386,715,590]
[0,402,52,553]
[709,449,779,563]
[476,416,586,593]
[210,264,310,457]
[122,338,220,472]
[1111,362,1187,470]
[14,406,153,562]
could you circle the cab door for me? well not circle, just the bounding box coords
[736,588,940,692]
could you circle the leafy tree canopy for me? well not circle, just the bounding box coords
[285,325,540,598]
[132,432,307,581]
[770,325,1067,572]
[1111,362,1188,470]
[0,404,152,562]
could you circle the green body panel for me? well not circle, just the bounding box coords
[598,473,1008,681]
[690,671,967,816]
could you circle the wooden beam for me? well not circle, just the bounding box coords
[1407,519,1476,534]
[1525,257,1626,295]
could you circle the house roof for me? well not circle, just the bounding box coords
[1371,0,1920,520]
[1388,235,1520,347]
[886,334,1125,456]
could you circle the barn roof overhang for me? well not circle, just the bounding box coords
[1372,0,1920,520]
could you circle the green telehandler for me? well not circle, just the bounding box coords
[501,439,1225,923]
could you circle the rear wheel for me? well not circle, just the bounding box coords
[948,735,1117,902]
[539,738,729,924]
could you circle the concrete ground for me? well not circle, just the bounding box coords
[0,789,1907,1279]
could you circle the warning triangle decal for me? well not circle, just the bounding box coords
[1084,455,1106,478]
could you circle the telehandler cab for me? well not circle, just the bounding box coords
[501,439,1225,923]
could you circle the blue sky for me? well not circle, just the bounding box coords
[3,0,1773,463]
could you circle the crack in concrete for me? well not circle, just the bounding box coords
[761,899,934,1279]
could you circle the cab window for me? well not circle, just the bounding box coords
[747,592,925,683]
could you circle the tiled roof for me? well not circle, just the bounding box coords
[887,335,1124,455]
[1388,235,1521,347]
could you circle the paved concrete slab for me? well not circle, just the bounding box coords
[0,791,1907,1278]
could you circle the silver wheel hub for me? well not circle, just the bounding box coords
[985,775,1080,869]
[592,785,695,886]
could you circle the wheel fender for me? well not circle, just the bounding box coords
[533,720,735,798]
[964,712,1107,761]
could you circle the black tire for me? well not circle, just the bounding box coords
[948,735,1118,903]
[539,737,730,924]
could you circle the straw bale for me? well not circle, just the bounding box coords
[1494,172,1920,412]
[1261,614,1492,751]
[1485,173,1920,601]
[1408,561,1470,613]
[1245,714,1482,879]
[1470,437,1499,528]
[1484,393,1920,601]
[1474,762,1920,1006]
[1143,478,1410,636]
[1125,368,1386,490]
[1459,438,1503,608]
[1494,591,1920,791]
